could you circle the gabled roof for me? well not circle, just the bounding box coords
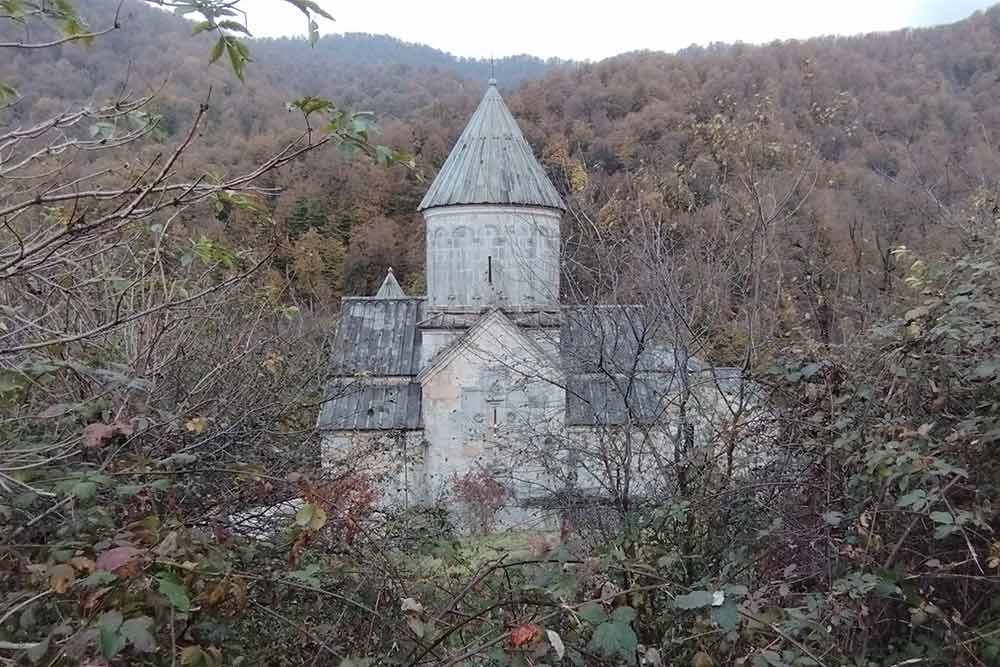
[562,305,682,427]
[418,80,566,212]
[565,374,678,427]
[417,308,562,385]
[561,306,678,375]
[318,380,422,431]
[374,268,407,299]
[319,296,424,432]
[329,298,422,376]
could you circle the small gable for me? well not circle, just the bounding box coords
[374,267,407,299]
[418,309,561,386]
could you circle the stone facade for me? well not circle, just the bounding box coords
[424,205,561,309]
[317,81,750,531]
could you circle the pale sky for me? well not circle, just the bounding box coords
[239,0,994,60]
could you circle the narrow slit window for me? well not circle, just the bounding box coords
[487,255,493,284]
[492,407,498,428]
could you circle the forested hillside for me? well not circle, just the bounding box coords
[5,0,1000,352]
[3,0,1000,664]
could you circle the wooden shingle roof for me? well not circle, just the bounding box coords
[417,81,565,212]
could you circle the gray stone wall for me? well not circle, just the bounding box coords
[320,430,427,506]
[423,205,561,309]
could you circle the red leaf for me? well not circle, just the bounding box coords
[96,546,141,574]
[82,421,133,449]
[83,423,117,449]
[509,623,540,648]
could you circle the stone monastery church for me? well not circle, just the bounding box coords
[318,80,741,527]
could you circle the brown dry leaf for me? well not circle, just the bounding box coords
[185,417,207,434]
[205,581,228,607]
[989,542,1000,569]
[405,615,427,639]
[69,556,96,573]
[81,587,110,610]
[154,531,179,557]
[180,645,215,667]
[229,579,248,611]
[49,563,76,593]
[692,651,715,667]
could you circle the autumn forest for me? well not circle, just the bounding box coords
[2,0,1000,665]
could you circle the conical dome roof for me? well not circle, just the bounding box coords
[418,80,565,212]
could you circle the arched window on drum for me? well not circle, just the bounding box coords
[431,227,447,303]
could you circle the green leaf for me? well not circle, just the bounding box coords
[98,611,125,659]
[69,480,97,500]
[287,563,322,587]
[611,606,637,623]
[290,95,334,118]
[0,0,24,19]
[81,571,118,588]
[300,0,333,20]
[120,616,156,652]
[897,490,928,509]
[294,503,327,531]
[973,360,999,379]
[26,635,49,662]
[224,39,245,81]
[172,3,200,16]
[929,511,954,524]
[89,120,115,140]
[163,453,197,466]
[588,620,637,661]
[209,36,225,64]
[577,602,608,624]
[374,144,396,167]
[52,549,74,562]
[217,19,251,34]
[710,603,741,631]
[191,19,214,34]
[800,362,825,379]
[724,584,749,597]
[157,572,191,612]
[934,524,959,539]
[673,590,715,610]
[233,38,250,58]
[151,478,172,491]
[756,650,791,667]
